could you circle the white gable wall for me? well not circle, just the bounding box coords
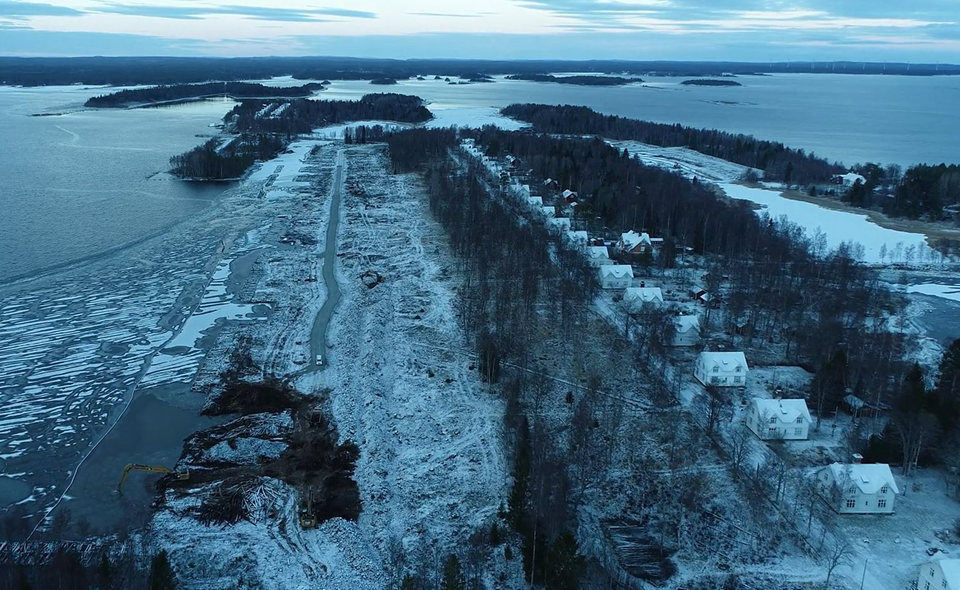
[817,466,897,514]
[918,560,960,590]
[746,400,810,440]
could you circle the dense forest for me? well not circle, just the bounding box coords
[169,94,432,180]
[229,93,432,135]
[843,163,960,222]
[85,82,324,108]
[169,135,286,180]
[501,104,845,184]
[3,56,956,87]
[504,74,638,86]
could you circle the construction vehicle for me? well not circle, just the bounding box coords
[116,464,189,494]
[298,489,317,529]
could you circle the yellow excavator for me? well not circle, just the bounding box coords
[298,489,317,529]
[116,463,190,494]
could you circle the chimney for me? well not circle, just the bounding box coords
[852,453,863,464]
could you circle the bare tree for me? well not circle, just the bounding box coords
[729,424,752,480]
[824,541,854,588]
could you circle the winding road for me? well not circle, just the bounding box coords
[310,148,345,370]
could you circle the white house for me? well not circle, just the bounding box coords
[564,230,588,250]
[561,189,579,202]
[540,206,556,218]
[817,461,899,514]
[547,217,572,234]
[598,265,634,289]
[526,196,544,210]
[694,351,748,387]
[918,558,960,590]
[745,398,811,441]
[623,287,663,311]
[671,315,700,347]
[586,246,612,267]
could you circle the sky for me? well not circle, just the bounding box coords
[0,0,958,61]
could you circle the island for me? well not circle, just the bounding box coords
[504,73,639,86]
[84,82,324,108]
[680,78,742,86]
[369,77,398,85]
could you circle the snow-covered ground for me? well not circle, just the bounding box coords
[721,183,931,265]
[318,144,511,565]
[611,139,759,184]
[908,283,960,303]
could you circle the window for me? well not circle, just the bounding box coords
[943,579,947,588]
[734,376,742,384]
[795,428,803,435]
[931,568,936,576]
[796,416,803,423]
[925,582,930,590]
[845,499,856,509]
[711,377,719,385]
[878,499,887,508]
[880,486,888,494]
[713,366,719,373]
[735,365,741,373]
[769,417,777,424]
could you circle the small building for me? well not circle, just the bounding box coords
[561,189,579,203]
[598,265,634,289]
[543,178,559,190]
[505,155,521,170]
[564,230,588,250]
[540,205,556,218]
[586,246,612,267]
[694,351,748,387]
[816,461,899,514]
[745,398,811,441]
[623,287,663,311]
[526,196,543,210]
[918,558,960,590]
[547,217,572,234]
[671,315,700,347]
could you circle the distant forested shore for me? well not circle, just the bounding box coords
[504,74,638,86]
[170,93,432,180]
[501,103,960,225]
[85,82,325,108]
[680,79,742,86]
[2,56,957,87]
[501,103,844,184]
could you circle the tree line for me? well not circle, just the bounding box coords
[85,82,323,108]
[842,163,960,223]
[500,103,845,184]
[169,94,432,180]
[229,93,432,135]
[169,135,285,180]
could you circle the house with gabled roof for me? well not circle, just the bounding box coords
[541,205,556,218]
[746,398,811,440]
[598,265,634,289]
[564,230,588,250]
[817,460,899,514]
[671,315,700,347]
[547,217,572,234]
[694,351,748,387]
[585,246,612,268]
[919,558,960,590]
[619,230,663,256]
[623,287,664,311]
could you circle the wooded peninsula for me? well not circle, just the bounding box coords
[85,82,325,108]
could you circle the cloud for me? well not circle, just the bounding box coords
[91,2,376,22]
[0,1,85,19]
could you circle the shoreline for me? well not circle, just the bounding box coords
[741,181,960,243]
